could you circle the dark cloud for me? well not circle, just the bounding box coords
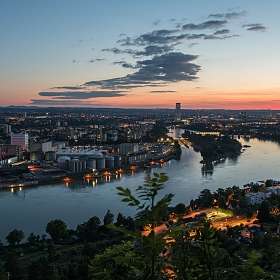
[30,99,90,106]
[135,45,174,56]
[150,90,176,93]
[116,28,233,48]
[182,20,227,30]
[51,86,85,90]
[89,58,105,63]
[38,91,125,99]
[37,11,264,104]
[209,11,246,20]
[153,20,161,26]
[203,34,239,40]
[117,29,180,46]
[214,29,230,35]
[113,61,137,69]
[102,47,134,54]
[243,23,267,32]
[104,45,175,57]
[85,52,201,89]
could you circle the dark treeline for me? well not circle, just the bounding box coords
[184,132,242,163]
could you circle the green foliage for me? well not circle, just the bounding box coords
[115,213,135,231]
[174,203,187,215]
[198,189,213,208]
[76,216,101,241]
[46,219,68,242]
[188,133,242,163]
[116,173,172,279]
[239,251,267,280]
[89,241,144,280]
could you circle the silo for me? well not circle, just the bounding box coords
[57,156,71,169]
[113,155,122,168]
[96,157,105,170]
[105,156,115,169]
[87,158,97,170]
[30,151,42,161]
[45,151,56,161]
[70,158,80,173]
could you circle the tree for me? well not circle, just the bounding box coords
[76,216,101,241]
[174,203,186,215]
[171,229,200,280]
[27,233,40,246]
[116,213,126,227]
[5,252,24,280]
[89,241,144,280]
[257,201,271,223]
[265,179,273,188]
[6,229,24,246]
[103,210,114,225]
[198,189,213,208]
[239,251,267,280]
[117,172,172,279]
[198,221,220,280]
[46,219,68,242]
[115,214,135,231]
[27,257,60,280]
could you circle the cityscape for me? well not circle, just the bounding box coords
[1,1,280,279]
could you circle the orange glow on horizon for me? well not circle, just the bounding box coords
[1,85,280,110]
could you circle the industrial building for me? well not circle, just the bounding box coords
[56,147,120,173]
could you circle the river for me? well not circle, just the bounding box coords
[1,129,280,239]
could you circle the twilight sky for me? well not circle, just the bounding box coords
[1,0,279,109]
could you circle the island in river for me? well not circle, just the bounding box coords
[183,131,242,164]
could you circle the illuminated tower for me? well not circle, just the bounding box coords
[175,102,181,121]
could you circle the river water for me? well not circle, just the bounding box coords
[1,129,280,239]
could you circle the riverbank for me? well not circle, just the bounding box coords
[0,143,181,191]
[1,137,280,240]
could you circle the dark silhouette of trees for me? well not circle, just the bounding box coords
[46,219,68,242]
[6,230,24,246]
[76,216,101,242]
[103,210,114,226]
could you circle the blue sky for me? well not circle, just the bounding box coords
[0,0,279,108]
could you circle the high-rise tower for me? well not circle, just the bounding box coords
[175,102,181,121]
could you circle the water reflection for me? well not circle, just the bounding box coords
[201,162,214,176]
[1,134,280,239]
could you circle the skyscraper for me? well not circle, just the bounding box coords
[175,102,181,121]
[11,132,29,151]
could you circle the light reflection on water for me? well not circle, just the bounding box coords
[1,131,280,239]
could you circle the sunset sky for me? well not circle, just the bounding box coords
[1,0,280,109]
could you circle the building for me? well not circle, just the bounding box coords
[246,186,280,205]
[56,147,109,173]
[11,132,29,151]
[0,124,11,136]
[175,102,181,121]
[118,143,139,156]
[0,144,18,167]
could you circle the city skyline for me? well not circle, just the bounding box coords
[1,0,280,109]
